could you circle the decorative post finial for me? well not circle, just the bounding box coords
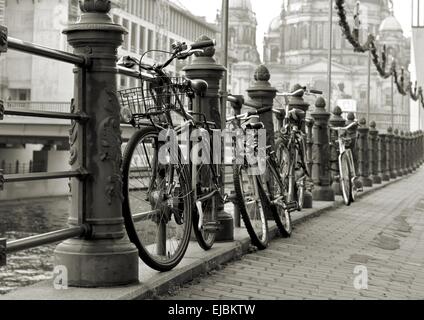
[254,65,271,82]
[79,0,111,13]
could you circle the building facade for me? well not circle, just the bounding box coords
[216,0,261,96]
[262,0,411,131]
[0,0,218,102]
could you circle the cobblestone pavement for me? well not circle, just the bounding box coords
[164,168,424,300]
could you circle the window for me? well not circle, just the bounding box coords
[131,22,137,53]
[122,19,129,50]
[147,29,154,58]
[139,26,145,54]
[9,89,31,101]
[120,76,127,88]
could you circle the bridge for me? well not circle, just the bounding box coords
[0,0,424,303]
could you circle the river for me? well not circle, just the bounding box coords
[0,197,70,295]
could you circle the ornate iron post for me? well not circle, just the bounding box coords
[183,35,233,241]
[229,96,243,228]
[400,131,406,175]
[406,132,413,174]
[329,106,346,195]
[55,0,139,287]
[369,121,381,184]
[379,131,390,181]
[421,130,424,165]
[413,132,419,171]
[310,97,334,201]
[387,127,397,179]
[394,129,402,177]
[246,65,277,149]
[306,118,315,179]
[357,118,372,187]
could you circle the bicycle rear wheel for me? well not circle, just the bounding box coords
[192,163,217,251]
[233,164,269,250]
[339,152,353,206]
[266,157,293,238]
[122,126,192,271]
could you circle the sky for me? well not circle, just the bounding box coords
[174,0,412,59]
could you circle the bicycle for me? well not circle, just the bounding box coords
[274,87,322,211]
[330,121,361,206]
[227,95,295,240]
[116,41,268,271]
[117,39,230,271]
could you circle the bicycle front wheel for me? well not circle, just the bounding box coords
[233,164,269,250]
[339,152,353,206]
[122,126,192,271]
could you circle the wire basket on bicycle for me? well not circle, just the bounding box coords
[118,77,193,127]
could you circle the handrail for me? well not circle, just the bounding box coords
[2,108,88,121]
[7,36,85,66]
[3,170,88,183]
[5,225,88,254]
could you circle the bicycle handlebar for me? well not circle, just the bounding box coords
[191,39,216,50]
[332,120,359,132]
[277,87,323,97]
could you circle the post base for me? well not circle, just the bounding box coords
[303,191,313,209]
[54,238,139,288]
[216,209,234,242]
[381,173,391,181]
[331,181,343,196]
[371,175,382,184]
[390,171,397,179]
[359,176,373,188]
[312,186,335,202]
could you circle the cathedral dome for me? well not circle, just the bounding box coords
[379,15,403,33]
[268,16,282,32]
[229,0,252,11]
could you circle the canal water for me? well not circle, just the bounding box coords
[0,197,70,295]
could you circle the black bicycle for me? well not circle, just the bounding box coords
[118,39,227,271]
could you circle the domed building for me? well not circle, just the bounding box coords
[263,0,411,131]
[217,0,261,96]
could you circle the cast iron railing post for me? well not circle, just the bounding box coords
[369,121,381,184]
[379,131,390,181]
[310,97,334,201]
[394,129,402,177]
[183,35,233,241]
[387,127,396,179]
[357,118,372,187]
[329,106,346,195]
[54,0,139,287]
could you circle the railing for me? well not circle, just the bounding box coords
[1,3,141,287]
[0,24,89,267]
[4,101,71,114]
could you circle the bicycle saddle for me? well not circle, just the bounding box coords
[246,122,264,130]
[272,108,286,118]
[190,79,208,95]
[288,108,305,121]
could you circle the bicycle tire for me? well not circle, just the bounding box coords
[233,164,269,250]
[339,152,352,206]
[122,126,192,271]
[192,163,217,251]
[266,158,293,238]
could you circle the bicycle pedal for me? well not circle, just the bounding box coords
[202,222,221,233]
[283,201,298,213]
